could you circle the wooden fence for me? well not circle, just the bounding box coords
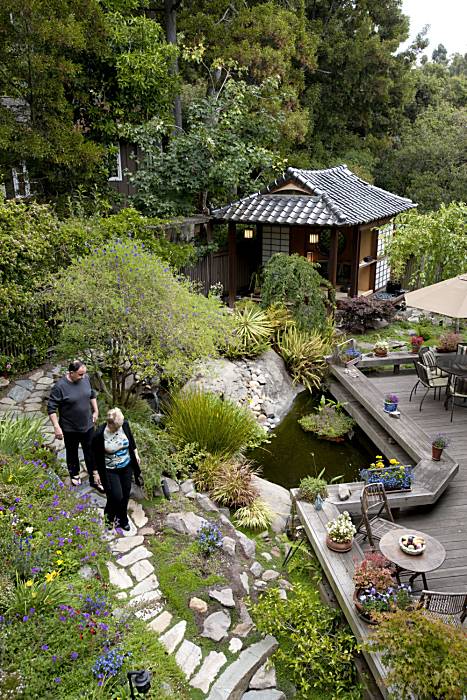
[182,250,255,297]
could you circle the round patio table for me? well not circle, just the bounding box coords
[379,528,446,591]
[436,354,467,378]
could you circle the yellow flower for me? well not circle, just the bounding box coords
[7,475,12,482]
[55,550,62,555]
[25,580,33,587]
[56,559,64,566]
[389,459,399,465]
[32,592,37,598]
[45,570,59,583]
[375,455,383,460]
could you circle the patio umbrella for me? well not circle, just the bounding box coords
[405,274,467,326]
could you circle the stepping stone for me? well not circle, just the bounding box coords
[159,620,186,653]
[131,503,148,528]
[106,561,133,590]
[250,562,263,578]
[130,559,155,582]
[190,652,227,694]
[262,570,279,582]
[205,635,278,700]
[189,597,208,614]
[111,535,144,553]
[116,545,152,568]
[239,572,249,595]
[222,536,236,556]
[138,526,155,536]
[249,662,276,689]
[130,574,159,598]
[148,610,173,634]
[201,611,231,641]
[165,511,204,536]
[175,639,202,679]
[209,588,235,608]
[135,603,164,622]
[241,691,285,700]
[229,638,243,654]
[130,590,162,608]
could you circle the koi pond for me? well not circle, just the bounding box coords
[248,391,377,490]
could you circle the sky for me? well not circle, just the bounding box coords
[401,0,467,57]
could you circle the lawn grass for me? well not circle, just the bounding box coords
[354,319,467,347]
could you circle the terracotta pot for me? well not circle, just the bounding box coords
[326,535,352,552]
[374,349,388,357]
[432,445,443,461]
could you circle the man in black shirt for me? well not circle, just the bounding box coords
[48,360,102,490]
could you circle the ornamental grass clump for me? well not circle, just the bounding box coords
[167,390,260,457]
[211,458,259,508]
[0,414,45,456]
[275,324,329,392]
[326,512,356,543]
[233,499,273,530]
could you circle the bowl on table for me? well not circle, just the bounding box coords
[399,534,426,555]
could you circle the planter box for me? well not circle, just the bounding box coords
[361,466,413,492]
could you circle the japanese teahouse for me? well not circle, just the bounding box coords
[211,165,416,306]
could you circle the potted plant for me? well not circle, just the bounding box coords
[431,433,449,461]
[410,335,424,353]
[360,456,413,492]
[436,332,461,353]
[339,347,361,367]
[325,511,356,552]
[373,338,389,358]
[354,582,412,624]
[299,475,328,510]
[384,393,399,412]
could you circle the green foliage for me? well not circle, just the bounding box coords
[336,297,396,333]
[368,610,467,700]
[386,203,467,288]
[252,584,360,698]
[299,398,355,441]
[0,414,44,456]
[261,254,329,332]
[275,324,329,392]
[193,453,223,493]
[131,422,177,496]
[48,239,232,405]
[233,499,273,530]
[225,302,273,358]
[167,390,261,457]
[298,476,328,502]
[211,458,259,508]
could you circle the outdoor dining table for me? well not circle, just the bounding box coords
[379,528,446,591]
[436,354,467,403]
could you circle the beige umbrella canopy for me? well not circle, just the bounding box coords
[405,274,467,319]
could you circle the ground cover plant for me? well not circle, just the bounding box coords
[299,396,355,441]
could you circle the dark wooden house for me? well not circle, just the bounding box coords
[211,165,416,305]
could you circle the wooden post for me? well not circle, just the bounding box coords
[350,226,361,297]
[228,221,237,308]
[329,229,339,287]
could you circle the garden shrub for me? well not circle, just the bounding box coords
[233,499,273,530]
[275,324,330,392]
[131,421,178,495]
[225,301,273,358]
[211,458,259,507]
[336,296,396,333]
[0,413,45,456]
[368,609,467,700]
[261,254,331,331]
[298,475,328,502]
[252,584,360,697]
[167,389,261,456]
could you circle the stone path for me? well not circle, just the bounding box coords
[1,366,286,698]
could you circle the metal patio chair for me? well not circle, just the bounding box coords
[418,590,467,626]
[456,342,467,355]
[445,374,467,421]
[409,362,448,410]
[355,482,403,549]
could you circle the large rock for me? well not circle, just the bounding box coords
[251,476,291,533]
[249,663,276,689]
[7,384,31,402]
[206,635,278,700]
[165,511,204,537]
[190,652,227,694]
[242,692,285,700]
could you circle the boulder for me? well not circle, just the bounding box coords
[251,477,291,533]
[189,597,208,614]
[165,511,204,536]
[237,533,256,559]
[338,484,351,501]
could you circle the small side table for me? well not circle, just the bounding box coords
[379,528,446,590]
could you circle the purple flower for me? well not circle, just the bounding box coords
[22,615,29,622]
[52,655,57,663]
[70,651,79,660]
[41,644,49,651]
[54,677,61,683]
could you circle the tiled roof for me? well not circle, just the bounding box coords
[212,165,416,226]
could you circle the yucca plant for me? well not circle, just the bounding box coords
[211,458,259,507]
[167,390,260,457]
[233,498,274,530]
[275,324,330,392]
[0,413,45,456]
[226,302,273,358]
[265,302,293,341]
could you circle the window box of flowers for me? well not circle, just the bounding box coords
[431,433,449,461]
[325,511,356,552]
[384,393,399,412]
[360,456,413,492]
[410,335,424,353]
[339,347,361,367]
[373,339,389,358]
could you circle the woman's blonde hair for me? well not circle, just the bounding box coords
[107,407,124,427]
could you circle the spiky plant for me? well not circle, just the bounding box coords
[275,324,330,392]
[167,390,260,457]
[226,302,273,358]
[0,413,44,456]
[211,458,259,508]
[233,499,274,530]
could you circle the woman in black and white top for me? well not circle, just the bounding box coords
[92,408,143,531]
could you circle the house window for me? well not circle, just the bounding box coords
[108,144,123,182]
[11,162,30,198]
[262,225,290,265]
[375,223,394,290]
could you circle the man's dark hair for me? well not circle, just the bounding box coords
[68,360,84,372]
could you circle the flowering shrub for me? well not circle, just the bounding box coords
[432,433,449,449]
[361,456,413,491]
[196,520,223,556]
[353,553,393,591]
[437,332,461,352]
[410,335,424,348]
[326,512,356,543]
[92,646,131,684]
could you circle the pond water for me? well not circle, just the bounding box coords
[248,391,377,490]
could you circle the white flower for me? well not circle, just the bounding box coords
[326,511,356,543]
[25,526,34,534]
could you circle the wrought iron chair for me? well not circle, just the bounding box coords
[355,482,403,549]
[445,374,467,421]
[409,362,448,410]
[456,342,467,355]
[419,347,447,378]
[418,590,467,626]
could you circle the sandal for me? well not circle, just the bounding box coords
[71,476,82,487]
[91,481,105,494]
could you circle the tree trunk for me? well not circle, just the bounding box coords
[164,0,182,130]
